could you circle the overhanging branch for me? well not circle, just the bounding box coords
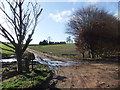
[0,25,15,42]
[0,25,17,48]
[0,6,19,32]
[0,47,15,53]
[22,34,32,53]
[0,41,15,50]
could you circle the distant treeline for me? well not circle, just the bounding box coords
[39,40,66,45]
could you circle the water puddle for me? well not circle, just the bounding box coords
[0,57,78,70]
[0,58,17,62]
[35,58,78,66]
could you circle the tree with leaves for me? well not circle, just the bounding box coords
[0,0,43,73]
[47,36,52,43]
[66,6,119,58]
[66,36,73,43]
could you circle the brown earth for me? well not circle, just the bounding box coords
[27,48,119,89]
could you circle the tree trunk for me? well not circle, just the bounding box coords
[88,51,91,58]
[25,58,30,72]
[16,55,23,73]
[32,59,34,71]
[31,53,35,71]
[16,49,23,73]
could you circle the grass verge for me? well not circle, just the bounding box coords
[1,63,52,89]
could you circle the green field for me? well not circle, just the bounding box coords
[29,44,79,58]
[1,44,79,58]
[0,44,29,55]
[0,44,14,54]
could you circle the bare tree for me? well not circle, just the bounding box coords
[66,6,119,58]
[0,0,43,73]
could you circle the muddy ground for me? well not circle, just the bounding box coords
[51,63,119,88]
[27,48,119,89]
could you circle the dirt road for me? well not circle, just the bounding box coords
[27,48,119,88]
[53,63,119,88]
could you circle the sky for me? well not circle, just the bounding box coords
[0,0,119,44]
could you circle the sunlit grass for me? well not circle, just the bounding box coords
[0,44,28,54]
[1,64,51,88]
[29,44,79,57]
[0,44,14,54]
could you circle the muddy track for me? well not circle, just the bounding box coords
[27,48,70,61]
[27,48,119,89]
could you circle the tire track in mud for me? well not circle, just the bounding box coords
[27,48,70,61]
[26,48,119,88]
[27,48,89,88]
[54,66,89,88]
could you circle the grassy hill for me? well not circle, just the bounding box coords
[0,43,79,58]
[29,44,79,58]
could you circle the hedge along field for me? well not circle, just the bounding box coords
[29,44,79,58]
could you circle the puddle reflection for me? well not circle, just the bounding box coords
[1,57,78,70]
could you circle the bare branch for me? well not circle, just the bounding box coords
[0,47,15,53]
[22,34,32,53]
[21,0,25,5]
[0,25,15,42]
[0,41,15,50]
[0,1,43,73]
[0,6,19,32]
[0,32,6,37]
[0,25,17,47]
[22,2,30,21]
[31,8,43,36]
[6,0,20,19]
[1,2,5,9]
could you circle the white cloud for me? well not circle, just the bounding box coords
[114,11,118,18]
[49,8,75,22]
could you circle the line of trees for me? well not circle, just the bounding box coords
[0,0,43,73]
[39,40,66,45]
[66,6,120,58]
